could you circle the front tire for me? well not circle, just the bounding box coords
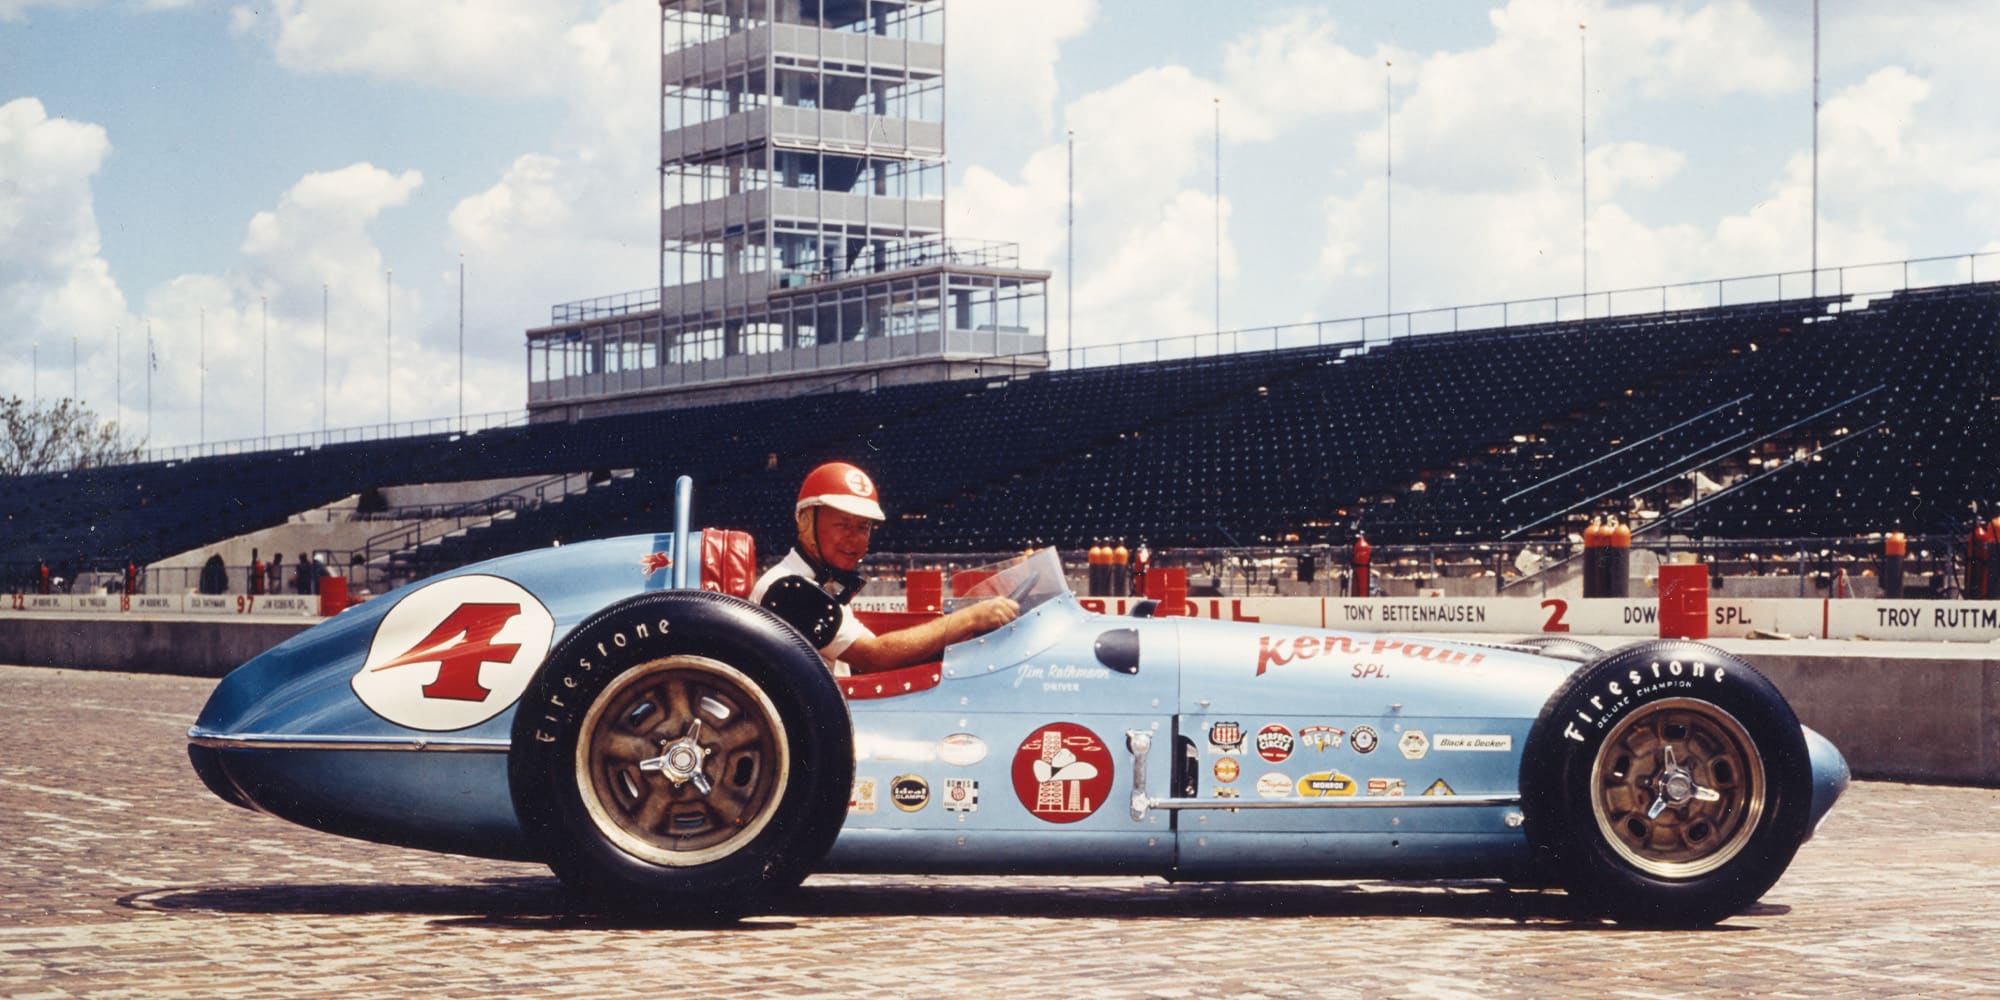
[1519,640,1812,926]
[509,590,851,918]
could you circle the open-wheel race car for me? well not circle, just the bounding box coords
[189,478,1848,927]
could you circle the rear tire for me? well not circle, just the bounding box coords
[509,590,851,919]
[1519,640,1812,926]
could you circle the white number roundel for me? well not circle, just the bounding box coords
[352,574,554,732]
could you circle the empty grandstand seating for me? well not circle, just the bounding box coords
[4,281,1994,588]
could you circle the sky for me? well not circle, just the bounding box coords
[2,0,1996,453]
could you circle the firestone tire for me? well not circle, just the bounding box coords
[509,590,852,919]
[1519,640,1812,927]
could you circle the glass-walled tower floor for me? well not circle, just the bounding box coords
[526,0,1049,421]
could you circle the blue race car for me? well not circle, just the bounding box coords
[189,478,1847,926]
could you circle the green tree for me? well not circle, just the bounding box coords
[0,396,145,476]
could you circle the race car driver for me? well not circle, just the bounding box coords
[751,462,1019,676]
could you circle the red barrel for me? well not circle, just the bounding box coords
[1657,563,1709,639]
[318,575,349,617]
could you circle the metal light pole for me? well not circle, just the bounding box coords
[199,308,206,444]
[261,295,268,438]
[1811,0,1820,299]
[1066,129,1074,363]
[384,269,393,426]
[1580,22,1589,311]
[1213,97,1222,337]
[322,284,329,437]
[458,256,466,428]
[1385,60,1393,323]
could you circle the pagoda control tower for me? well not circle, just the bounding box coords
[526,0,1050,420]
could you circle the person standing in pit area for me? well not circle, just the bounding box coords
[751,462,1019,677]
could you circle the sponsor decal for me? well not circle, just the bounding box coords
[1207,720,1245,753]
[1366,777,1407,797]
[1256,773,1293,799]
[850,777,878,814]
[1213,757,1241,784]
[948,780,988,812]
[939,732,988,766]
[1422,779,1455,797]
[1561,658,1728,744]
[1255,634,1487,676]
[352,575,554,732]
[891,774,930,812]
[1298,725,1344,751]
[1434,734,1513,752]
[1399,730,1429,760]
[1213,788,1241,799]
[1255,724,1295,763]
[1012,722,1114,823]
[1295,770,1358,797]
[638,551,674,578]
[943,778,980,813]
[1350,725,1380,754]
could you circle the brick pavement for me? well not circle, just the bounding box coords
[3,664,1999,999]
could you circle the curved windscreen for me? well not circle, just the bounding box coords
[948,548,1070,614]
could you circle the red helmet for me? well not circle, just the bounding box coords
[796,462,885,521]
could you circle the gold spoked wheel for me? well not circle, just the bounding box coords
[575,654,790,867]
[1590,698,1765,880]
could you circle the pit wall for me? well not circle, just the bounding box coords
[1007,595,2000,643]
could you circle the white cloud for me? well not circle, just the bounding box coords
[0,92,467,446]
[1587,141,1686,199]
[241,163,421,306]
[233,0,602,96]
[0,98,126,404]
[948,0,1097,140]
[0,0,90,21]
[1219,8,1387,140]
[443,0,660,331]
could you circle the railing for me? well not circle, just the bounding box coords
[778,236,1023,287]
[137,409,527,466]
[550,288,662,325]
[548,237,1026,326]
[358,471,603,578]
[10,532,1969,605]
[1045,250,1997,373]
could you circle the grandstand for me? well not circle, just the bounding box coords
[3,279,1994,596]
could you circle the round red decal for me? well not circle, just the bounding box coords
[1011,722,1114,824]
[1255,724,1295,763]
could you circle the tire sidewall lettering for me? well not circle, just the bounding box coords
[1522,639,1813,925]
[508,591,850,911]
[1563,658,1731,743]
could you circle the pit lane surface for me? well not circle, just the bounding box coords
[5,664,1997,999]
